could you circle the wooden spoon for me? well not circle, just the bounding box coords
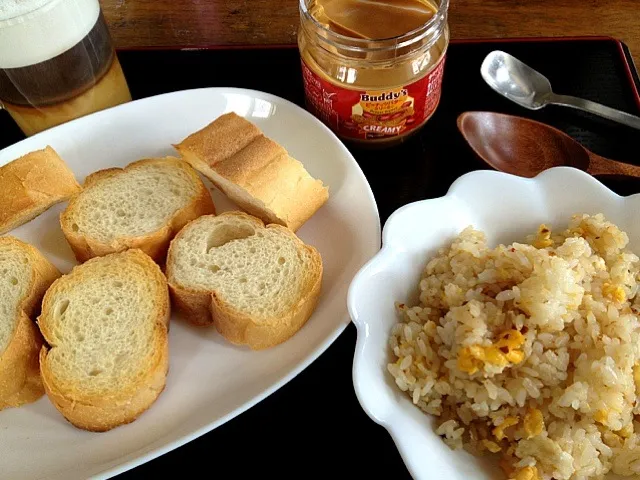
[457,111,640,179]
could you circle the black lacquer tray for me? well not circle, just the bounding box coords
[1,37,638,480]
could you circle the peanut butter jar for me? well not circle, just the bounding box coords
[298,0,449,146]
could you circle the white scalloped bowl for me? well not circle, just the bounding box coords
[347,167,640,480]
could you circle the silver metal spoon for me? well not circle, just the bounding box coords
[480,50,640,130]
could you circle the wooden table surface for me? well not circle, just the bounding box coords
[101,0,640,65]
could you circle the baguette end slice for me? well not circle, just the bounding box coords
[0,237,61,410]
[167,212,323,350]
[173,112,329,232]
[60,157,215,263]
[38,249,169,431]
[0,146,80,236]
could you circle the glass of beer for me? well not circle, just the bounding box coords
[0,0,132,136]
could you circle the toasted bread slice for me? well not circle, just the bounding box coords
[0,146,80,235]
[166,211,323,350]
[173,113,328,232]
[60,157,215,263]
[0,237,61,410]
[38,249,169,432]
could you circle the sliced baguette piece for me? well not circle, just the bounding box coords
[166,212,323,349]
[173,112,329,232]
[0,146,80,235]
[0,237,61,411]
[38,249,169,432]
[60,157,215,263]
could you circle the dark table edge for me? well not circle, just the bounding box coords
[620,42,640,108]
[115,36,640,111]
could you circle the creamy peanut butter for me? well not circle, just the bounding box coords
[298,0,449,145]
[316,0,435,40]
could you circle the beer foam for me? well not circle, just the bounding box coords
[0,0,53,20]
[0,0,99,68]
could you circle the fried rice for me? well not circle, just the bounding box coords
[387,213,640,480]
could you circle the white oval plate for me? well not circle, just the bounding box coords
[348,167,640,480]
[0,88,381,480]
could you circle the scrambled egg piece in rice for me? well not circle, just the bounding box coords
[523,409,544,439]
[388,214,640,480]
[511,466,540,480]
[457,330,527,375]
[493,416,519,441]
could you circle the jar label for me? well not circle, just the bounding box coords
[301,54,446,141]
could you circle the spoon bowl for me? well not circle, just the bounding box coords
[457,111,640,179]
[480,50,553,110]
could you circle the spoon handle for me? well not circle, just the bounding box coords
[587,152,640,178]
[549,93,640,130]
